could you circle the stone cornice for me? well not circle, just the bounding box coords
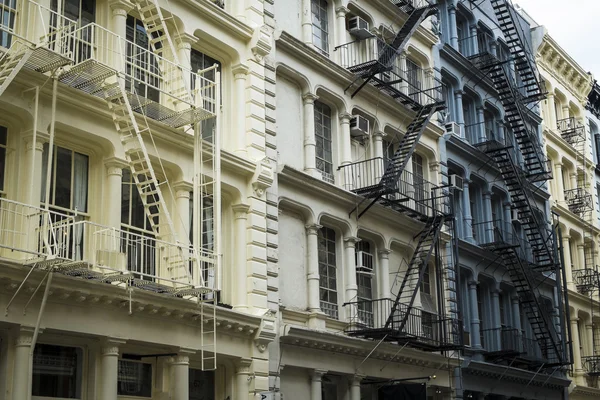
[537,35,593,103]
[281,324,460,371]
[179,0,253,41]
[571,384,600,397]
[463,360,570,390]
[276,31,445,140]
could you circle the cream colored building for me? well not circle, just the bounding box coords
[534,25,600,399]
[0,0,278,399]
[272,0,460,399]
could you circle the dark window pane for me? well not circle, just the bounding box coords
[54,147,72,209]
[32,344,82,398]
[0,146,5,191]
[118,361,152,397]
[189,369,215,400]
[121,169,131,224]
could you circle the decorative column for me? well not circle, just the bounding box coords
[378,249,392,328]
[546,93,557,129]
[503,202,512,239]
[447,4,459,49]
[577,244,586,271]
[511,295,522,331]
[232,64,250,155]
[335,7,349,64]
[232,204,250,311]
[490,288,501,350]
[344,237,360,321]
[350,375,364,400]
[373,131,384,160]
[306,224,323,313]
[454,90,465,138]
[554,163,565,203]
[482,190,493,243]
[100,338,125,400]
[462,180,474,243]
[233,0,246,21]
[173,182,192,246]
[23,135,46,206]
[12,326,34,400]
[399,51,408,95]
[469,25,478,57]
[340,112,353,166]
[562,235,573,287]
[490,41,497,57]
[171,351,194,400]
[235,359,252,400]
[104,158,128,229]
[586,324,594,357]
[303,93,319,177]
[468,281,482,349]
[109,0,133,72]
[301,0,313,46]
[476,106,486,143]
[310,369,327,400]
[571,318,583,375]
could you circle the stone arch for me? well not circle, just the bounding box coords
[279,197,316,225]
[276,63,312,94]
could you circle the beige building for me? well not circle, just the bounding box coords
[534,25,600,399]
[0,0,278,399]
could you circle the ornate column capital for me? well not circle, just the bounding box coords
[170,349,194,365]
[372,131,385,140]
[109,0,134,14]
[23,131,49,151]
[378,249,392,259]
[311,369,328,381]
[172,181,193,199]
[232,63,250,78]
[343,236,361,249]
[173,33,196,51]
[335,6,350,17]
[305,224,323,235]
[339,112,353,124]
[101,338,126,356]
[468,280,479,288]
[15,326,36,348]
[236,358,252,375]
[104,157,128,177]
[351,374,366,385]
[232,204,250,219]
[454,89,465,97]
[302,93,319,105]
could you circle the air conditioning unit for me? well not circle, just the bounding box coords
[445,122,463,138]
[449,174,464,191]
[348,16,372,39]
[356,251,374,274]
[512,209,523,223]
[350,115,370,138]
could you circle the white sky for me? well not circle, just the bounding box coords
[513,0,600,79]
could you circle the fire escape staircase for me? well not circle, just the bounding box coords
[346,0,438,98]
[482,228,565,367]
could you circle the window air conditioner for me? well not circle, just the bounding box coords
[350,115,370,138]
[445,122,463,138]
[512,209,523,223]
[348,16,372,39]
[450,174,464,191]
[356,250,374,274]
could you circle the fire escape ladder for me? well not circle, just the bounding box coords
[491,0,545,102]
[355,103,438,219]
[135,0,192,104]
[349,0,437,97]
[487,228,564,366]
[473,58,549,182]
[480,144,555,271]
[0,41,33,97]
[103,80,192,284]
[385,215,444,331]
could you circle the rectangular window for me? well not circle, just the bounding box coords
[191,49,222,142]
[318,226,338,318]
[321,375,338,400]
[314,100,334,182]
[421,267,431,295]
[499,293,506,327]
[41,144,89,213]
[0,0,16,47]
[121,169,157,278]
[32,344,83,398]
[477,285,485,346]
[126,16,160,103]
[51,0,95,24]
[311,0,329,55]
[189,369,215,400]
[406,59,422,103]
[118,360,152,397]
[0,125,7,192]
[356,240,374,327]
[189,193,215,289]
[412,153,426,213]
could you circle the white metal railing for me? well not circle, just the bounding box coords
[0,198,216,289]
[55,23,217,116]
[0,0,76,49]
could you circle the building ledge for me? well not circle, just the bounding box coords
[179,0,254,41]
[463,360,570,390]
[571,384,600,397]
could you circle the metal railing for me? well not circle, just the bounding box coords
[583,355,600,376]
[0,198,216,289]
[557,117,585,145]
[0,0,76,49]
[335,36,444,106]
[390,0,433,9]
[564,187,593,214]
[338,157,450,216]
[463,121,497,146]
[344,298,462,349]
[53,23,217,117]
[572,268,599,293]
[482,327,522,354]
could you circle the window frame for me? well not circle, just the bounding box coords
[355,240,374,327]
[311,0,329,55]
[117,359,154,398]
[0,125,7,194]
[314,100,334,183]
[318,226,338,319]
[125,15,161,103]
[32,343,84,400]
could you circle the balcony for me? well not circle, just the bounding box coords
[482,327,562,367]
[572,268,599,294]
[0,198,215,296]
[471,220,537,264]
[564,187,593,215]
[557,117,585,145]
[344,298,462,351]
[338,157,450,218]
[583,355,600,376]
[335,36,443,109]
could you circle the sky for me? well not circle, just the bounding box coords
[513,0,600,79]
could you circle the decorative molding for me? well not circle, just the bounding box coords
[302,92,318,105]
[232,63,250,78]
[15,326,35,347]
[254,317,277,353]
[232,204,250,219]
[251,159,273,197]
[172,180,193,196]
[101,338,125,356]
[108,0,134,14]
[236,358,252,374]
[343,236,361,248]
[305,224,323,235]
[250,25,272,62]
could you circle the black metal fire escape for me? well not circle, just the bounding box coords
[338,1,461,352]
[464,0,570,367]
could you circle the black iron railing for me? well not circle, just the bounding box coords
[583,355,600,376]
[557,117,585,145]
[482,327,523,355]
[572,268,600,294]
[564,188,593,214]
[338,157,450,216]
[344,298,462,350]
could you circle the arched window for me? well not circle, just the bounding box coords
[356,240,374,327]
[314,101,334,182]
[318,226,338,318]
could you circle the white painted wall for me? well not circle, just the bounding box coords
[279,210,308,310]
[280,367,311,400]
[274,0,302,41]
[276,75,304,171]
